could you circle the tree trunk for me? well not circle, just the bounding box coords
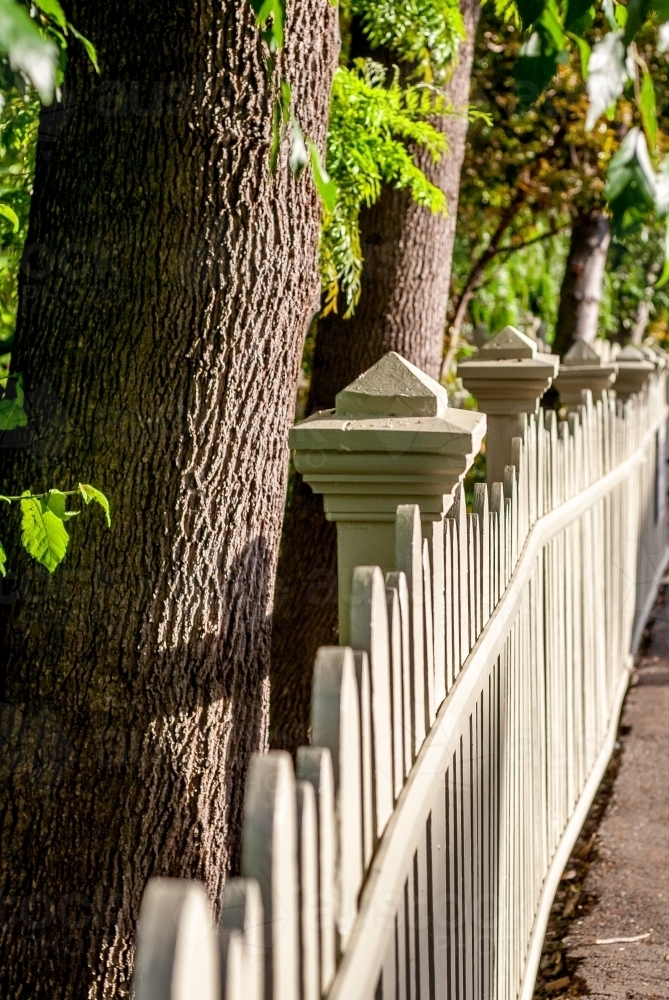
[269,0,481,754]
[631,297,651,344]
[553,209,610,356]
[0,2,337,997]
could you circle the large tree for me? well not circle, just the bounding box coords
[0,1,337,996]
[270,0,481,754]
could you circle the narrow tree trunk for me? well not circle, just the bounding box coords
[631,297,651,344]
[553,209,610,356]
[270,0,481,753]
[0,2,337,996]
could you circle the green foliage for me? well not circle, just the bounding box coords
[320,60,450,315]
[20,491,70,572]
[78,482,112,528]
[0,484,111,575]
[0,372,26,427]
[465,233,570,340]
[0,91,37,349]
[348,0,465,82]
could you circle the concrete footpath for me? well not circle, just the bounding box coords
[533,587,669,1000]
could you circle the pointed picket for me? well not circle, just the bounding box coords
[296,747,336,995]
[386,570,412,777]
[447,483,469,667]
[422,538,436,726]
[311,647,363,949]
[351,566,394,841]
[385,583,406,800]
[431,519,447,710]
[473,482,490,628]
[352,649,374,868]
[395,505,426,755]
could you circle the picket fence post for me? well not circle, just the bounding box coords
[289,351,486,643]
[554,340,618,411]
[457,326,559,485]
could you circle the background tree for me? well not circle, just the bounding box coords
[270,0,482,754]
[446,3,669,366]
[0,1,338,997]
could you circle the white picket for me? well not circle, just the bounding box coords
[219,879,264,1000]
[350,566,394,840]
[135,879,220,1000]
[296,781,320,1000]
[296,747,336,994]
[242,752,299,1000]
[385,583,406,800]
[395,505,426,755]
[311,646,363,950]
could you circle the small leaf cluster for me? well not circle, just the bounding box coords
[348,0,465,83]
[0,484,111,576]
[320,60,450,314]
[0,374,111,575]
[0,0,98,105]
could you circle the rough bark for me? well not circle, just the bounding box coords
[269,0,481,754]
[0,2,337,997]
[553,209,611,357]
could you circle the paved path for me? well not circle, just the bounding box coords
[533,588,669,1000]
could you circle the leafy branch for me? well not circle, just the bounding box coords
[0,376,110,575]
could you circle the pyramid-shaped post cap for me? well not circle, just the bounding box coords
[617,345,646,362]
[335,351,448,418]
[478,325,537,360]
[561,340,602,367]
[638,345,661,368]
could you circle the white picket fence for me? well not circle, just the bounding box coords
[133,338,668,1000]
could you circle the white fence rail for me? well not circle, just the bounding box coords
[134,334,669,1000]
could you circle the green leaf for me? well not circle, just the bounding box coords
[35,0,67,28]
[21,493,69,572]
[69,24,99,73]
[564,0,594,29]
[585,30,627,130]
[253,0,285,51]
[0,377,27,430]
[640,72,657,155]
[280,78,291,121]
[78,483,111,527]
[656,220,669,288]
[0,538,5,577]
[515,0,545,28]
[0,203,19,233]
[605,127,656,236]
[40,489,79,521]
[568,32,591,78]
[289,114,309,177]
[269,98,282,173]
[622,0,650,44]
[307,140,338,213]
[0,0,59,103]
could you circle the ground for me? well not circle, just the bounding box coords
[533,586,669,1000]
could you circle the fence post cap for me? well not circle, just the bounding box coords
[289,353,485,524]
[335,352,448,419]
[456,327,559,416]
[478,325,537,360]
[554,341,618,408]
[561,340,604,367]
